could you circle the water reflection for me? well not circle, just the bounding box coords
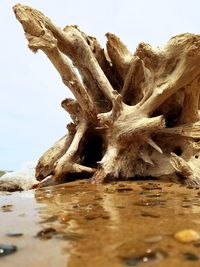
[33,180,200,267]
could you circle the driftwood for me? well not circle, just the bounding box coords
[14,4,200,186]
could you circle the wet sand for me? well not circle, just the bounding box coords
[1,180,200,266]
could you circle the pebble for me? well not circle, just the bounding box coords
[183,252,199,261]
[116,188,133,192]
[6,233,23,237]
[194,242,200,247]
[36,227,56,240]
[36,227,82,241]
[141,212,160,218]
[135,200,166,207]
[141,185,162,191]
[122,249,167,266]
[102,215,110,220]
[85,214,100,220]
[0,244,17,257]
[39,215,58,224]
[1,205,13,212]
[59,215,71,223]
[174,229,200,243]
[145,194,161,198]
[144,235,163,243]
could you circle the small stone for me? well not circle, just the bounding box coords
[122,249,167,266]
[6,233,23,237]
[174,229,200,243]
[93,196,103,200]
[145,193,161,198]
[36,227,56,240]
[118,183,125,187]
[135,200,166,207]
[141,212,160,218]
[59,215,71,223]
[141,185,162,191]
[39,215,58,224]
[1,205,13,212]
[117,187,133,192]
[72,204,80,209]
[85,214,100,220]
[102,215,110,220]
[0,244,17,257]
[183,252,199,261]
[144,235,163,243]
[123,256,139,266]
[194,242,200,247]
[181,204,191,208]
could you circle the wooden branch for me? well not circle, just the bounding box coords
[138,145,154,166]
[170,153,200,186]
[145,137,163,154]
[35,134,74,181]
[135,42,163,71]
[158,121,200,138]
[29,33,97,122]
[76,31,122,92]
[63,26,112,111]
[121,56,149,105]
[14,4,127,114]
[138,35,200,115]
[170,153,193,176]
[106,33,133,80]
[61,98,82,123]
[180,77,200,123]
[53,121,96,180]
[57,25,119,106]
[118,115,165,140]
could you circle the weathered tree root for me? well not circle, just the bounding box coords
[14,4,200,186]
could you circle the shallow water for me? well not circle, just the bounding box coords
[1,180,200,266]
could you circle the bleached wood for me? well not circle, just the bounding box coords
[35,134,73,181]
[14,4,200,186]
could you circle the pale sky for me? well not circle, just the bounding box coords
[1,0,200,170]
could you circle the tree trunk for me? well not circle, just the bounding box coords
[14,4,200,186]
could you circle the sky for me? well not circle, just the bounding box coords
[1,0,200,170]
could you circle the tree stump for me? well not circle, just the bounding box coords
[14,4,200,186]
